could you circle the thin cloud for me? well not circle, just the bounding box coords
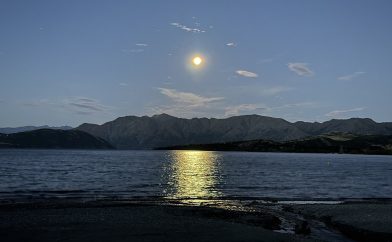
[119,83,128,87]
[224,101,315,117]
[288,63,314,76]
[260,86,292,96]
[259,58,274,64]
[20,99,52,107]
[224,104,267,117]
[75,97,96,103]
[158,88,223,107]
[236,70,258,78]
[121,43,148,54]
[151,88,224,118]
[121,49,144,54]
[224,102,317,117]
[64,97,113,115]
[170,22,206,33]
[276,102,316,109]
[337,72,365,81]
[325,107,364,118]
[226,42,236,47]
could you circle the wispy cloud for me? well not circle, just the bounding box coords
[226,42,236,47]
[121,43,148,54]
[325,107,364,118]
[170,22,206,33]
[337,72,365,81]
[259,58,274,64]
[64,97,113,115]
[235,70,258,78]
[150,88,224,118]
[288,63,314,76]
[121,48,144,54]
[260,86,292,96]
[278,102,316,108]
[20,99,52,107]
[158,88,223,107]
[224,101,317,117]
[224,104,267,117]
[17,97,113,117]
[119,82,128,87]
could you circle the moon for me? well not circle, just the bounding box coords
[192,56,203,66]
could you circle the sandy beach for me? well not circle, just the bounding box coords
[0,199,391,242]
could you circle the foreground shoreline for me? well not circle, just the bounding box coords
[0,199,391,242]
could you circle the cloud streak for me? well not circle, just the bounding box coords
[325,107,364,118]
[288,63,314,76]
[151,88,224,118]
[121,49,144,53]
[170,22,206,33]
[260,86,292,96]
[21,99,52,107]
[64,97,113,115]
[224,101,316,117]
[236,70,258,78]
[224,104,267,117]
[337,72,365,81]
[158,88,223,107]
[226,42,236,47]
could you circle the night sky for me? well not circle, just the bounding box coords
[1,0,391,126]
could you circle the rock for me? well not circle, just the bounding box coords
[295,220,311,235]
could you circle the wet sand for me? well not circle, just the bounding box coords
[0,200,391,242]
[287,201,392,242]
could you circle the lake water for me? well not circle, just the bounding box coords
[0,149,391,202]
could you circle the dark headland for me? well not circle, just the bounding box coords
[0,129,114,149]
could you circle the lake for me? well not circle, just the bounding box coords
[0,149,391,202]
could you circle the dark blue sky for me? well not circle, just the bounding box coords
[1,0,391,126]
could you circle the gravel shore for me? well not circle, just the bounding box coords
[0,200,390,242]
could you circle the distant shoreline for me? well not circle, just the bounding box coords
[1,147,392,156]
[157,134,392,156]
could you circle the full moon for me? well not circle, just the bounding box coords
[192,56,202,66]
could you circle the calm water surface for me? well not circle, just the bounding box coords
[0,149,391,201]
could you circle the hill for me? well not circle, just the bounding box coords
[0,125,73,134]
[0,129,114,149]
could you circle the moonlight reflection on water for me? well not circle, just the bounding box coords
[164,150,222,201]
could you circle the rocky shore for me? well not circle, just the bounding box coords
[0,199,390,242]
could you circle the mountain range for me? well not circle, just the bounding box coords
[76,114,392,149]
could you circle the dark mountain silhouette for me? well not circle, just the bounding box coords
[0,125,73,134]
[0,129,114,149]
[76,114,392,149]
[293,118,392,136]
[159,132,392,155]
